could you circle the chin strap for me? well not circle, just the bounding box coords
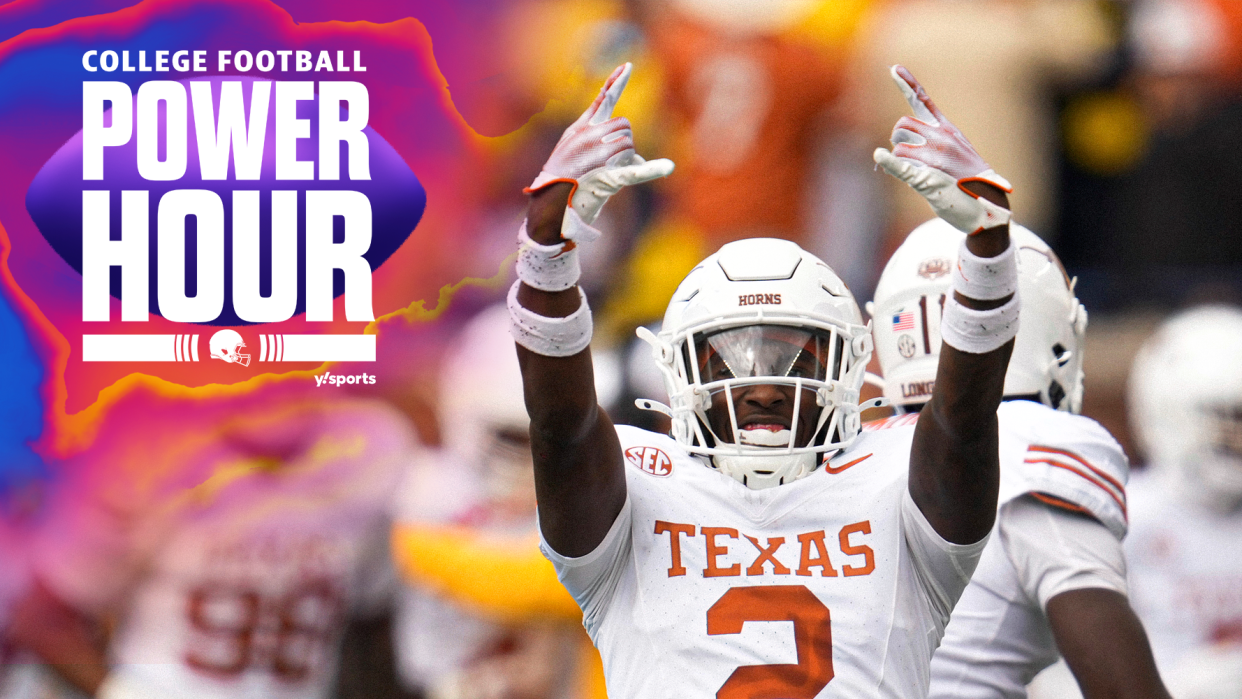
[635,398,673,417]
[858,397,889,411]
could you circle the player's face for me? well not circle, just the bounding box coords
[695,325,835,447]
[1210,405,1242,465]
[482,425,537,519]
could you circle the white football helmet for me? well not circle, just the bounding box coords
[441,305,532,503]
[1128,305,1242,509]
[639,238,879,490]
[209,329,251,367]
[870,218,1087,413]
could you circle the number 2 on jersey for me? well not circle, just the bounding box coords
[707,585,833,699]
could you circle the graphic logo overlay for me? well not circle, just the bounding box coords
[26,75,425,368]
[918,258,952,280]
[625,446,672,477]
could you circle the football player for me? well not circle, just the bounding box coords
[869,217,1170,698]
[1126,305,1242,698]
[390,304,590,699]
[4,388,415,699]
[509,61,1019,697]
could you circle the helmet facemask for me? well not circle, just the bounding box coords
[648,318,875,489]
[478,424,537,521]
[1187,404,1242,509]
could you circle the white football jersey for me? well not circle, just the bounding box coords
[1125,468,1242,677]
[32,399,414,699]
[541,424,987,699]
[925,400,1130,699]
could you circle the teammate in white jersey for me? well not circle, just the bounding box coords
[509,62,1020,698]
[4,389,415,699]
[391,304,584,699]
[1126,305,1242,698]
[870,218,1170,698]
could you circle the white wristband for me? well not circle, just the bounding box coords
[515,209,602,292]
[507,280,593,357]
[952,237,1017,301]
[940,294,1019,354]
[517,220,579,292]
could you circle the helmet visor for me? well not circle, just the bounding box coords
[695,325,842,384]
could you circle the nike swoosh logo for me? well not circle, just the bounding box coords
[824,453,872,475]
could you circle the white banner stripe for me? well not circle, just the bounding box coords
[83,334,372,362]
[280,335,375,362]
[84,335,179,362]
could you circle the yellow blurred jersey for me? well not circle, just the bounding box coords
[392,524,607,699]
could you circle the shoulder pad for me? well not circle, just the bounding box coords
[999,403,1129,539]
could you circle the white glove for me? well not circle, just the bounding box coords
[525,63,675,241]
[873,65,1012,234]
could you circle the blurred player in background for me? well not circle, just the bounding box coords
[869,218,1169,698]
[636,0,866,247]
[390,304,593,699]
[0,515,37,699]
[1125,305,1242,699]
[3,387,414,699]
[510,55,1027,696]
[606,0,884,332]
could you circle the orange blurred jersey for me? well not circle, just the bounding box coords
[1205,0,1242,84]
[650,13,849,248]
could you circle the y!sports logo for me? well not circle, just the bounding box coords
[26,73,425,365]
[314,370,376,387]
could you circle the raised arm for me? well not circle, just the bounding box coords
[511,64,674,557]
[874,66,1016,544]
[1048,589,1172,699]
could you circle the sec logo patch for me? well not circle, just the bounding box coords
[625,446,672,477]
